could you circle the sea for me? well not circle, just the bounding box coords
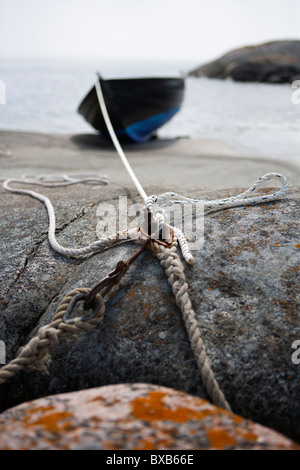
[0,58,299,161]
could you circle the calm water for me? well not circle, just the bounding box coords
[0,58,299,160]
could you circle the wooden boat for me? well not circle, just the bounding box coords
[78,75,185,143]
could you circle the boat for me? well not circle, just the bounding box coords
[78,75,185,143]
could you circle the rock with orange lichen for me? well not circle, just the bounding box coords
[0,183,299,445]
[0,384,299,450]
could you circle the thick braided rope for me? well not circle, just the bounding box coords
[0,288,105,385]
[3,177,139,258]
[154,240,231,411]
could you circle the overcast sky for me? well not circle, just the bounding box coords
[0,0,299,63]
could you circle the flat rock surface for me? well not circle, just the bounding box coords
[0,383,299,450]
[1,130,300,189]
[0,131,299,444]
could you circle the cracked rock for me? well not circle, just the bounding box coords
[0,178,299,444]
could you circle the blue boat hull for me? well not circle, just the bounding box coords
[113,106,180,143]
[78,77,184,143]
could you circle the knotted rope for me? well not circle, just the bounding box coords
[0,78,290,412]
[0,231,230,411]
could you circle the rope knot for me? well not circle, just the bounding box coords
[61,290,105,326]
[138,208,175,254]
[145,195,158,208]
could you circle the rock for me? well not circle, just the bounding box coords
[0,383,299,450]
[231,62,300,84]
[0,178,299,444]
[188,40,300,83]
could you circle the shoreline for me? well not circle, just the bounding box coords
[0,129,299,191]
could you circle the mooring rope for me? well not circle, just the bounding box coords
[2,175,139,258]
[0,77,290,411]
[154,239,230,410]
[95,78,148,203]
[94,77,288,265]
[145,173,288,211]
[0,288,105,385]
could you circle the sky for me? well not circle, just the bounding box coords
[0,0,299,64]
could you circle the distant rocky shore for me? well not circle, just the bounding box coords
[188,40,300,83]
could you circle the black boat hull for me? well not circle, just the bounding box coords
[78,77,185,143]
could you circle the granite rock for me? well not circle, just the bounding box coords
[0,181,299,443]
[0,383,299,450]
[189,40,300,83]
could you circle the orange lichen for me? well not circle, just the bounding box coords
[295,244,300,249]
[127,286,138,299]
[131,390,214,423]
[138,438,173,450]
[143,303,151,316]
[103,441,120,450]
[278,299,298,322]
[135,438,157,450]
[25,405,55,415]
[233,414,243,424]
[226,240,260,260]
[235,428,259,443]
[206,428,237,449]
[24,409,74,435]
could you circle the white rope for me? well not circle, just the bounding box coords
[94,78,148,203]
[2,78,289,265]
[145,172,288,211]
[0,80,290,412]
[2,171,289,263]
[3,175,139,258]
[144,172,288,265]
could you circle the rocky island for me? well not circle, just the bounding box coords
[188,40,300,83]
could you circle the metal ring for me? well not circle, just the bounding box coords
[62,292,100,324]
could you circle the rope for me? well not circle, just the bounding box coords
[0,77,290,412]
[3,175,139,258]
[145,172,288,211]
[153,239,231,411]
[145,172,288,266]
[94,78,148,203]
[0,288,105,385]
